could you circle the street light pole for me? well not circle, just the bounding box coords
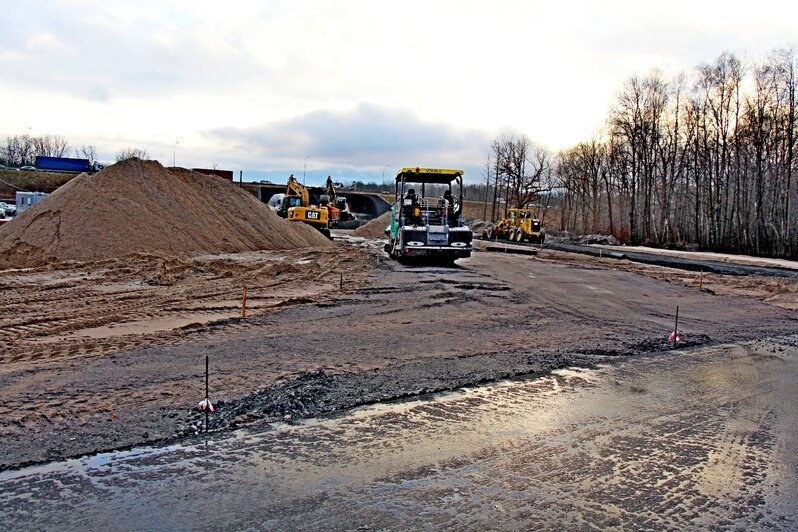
[173,141,178,167]
[382,164,391,181]
[303,155,311,185]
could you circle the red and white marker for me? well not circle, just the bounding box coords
[668,330,682,344]
[198,398,215,413]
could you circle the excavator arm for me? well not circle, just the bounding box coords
[325,176,337,204]
[286,174,310,207]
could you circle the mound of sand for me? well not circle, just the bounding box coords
[353,211,391,238]
[0,159,333,268]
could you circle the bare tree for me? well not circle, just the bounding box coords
[115,148,149,162]
[1,134,71,166]
[75,145,98,163]
[481,151,493,221]
[490,133,552,215]
[550,47,797,259]
[33,135,71,158]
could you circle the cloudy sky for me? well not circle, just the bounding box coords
[1,0,795,184]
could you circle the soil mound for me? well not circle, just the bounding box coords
[0,159,333,268]
[353,212,391,238]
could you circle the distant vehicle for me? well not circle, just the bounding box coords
[484,208,545,243]
[334,180,356,190]
[267,193,286,211]
[0,201,13,216]
[19,165,36,171]
[259,180,275,185]
[35,156,104,173]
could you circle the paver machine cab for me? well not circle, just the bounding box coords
[484,208,545,244]
[384,167,472,264]
[277,174,332,238]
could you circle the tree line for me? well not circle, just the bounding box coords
[480,48,796,259]
[0,134,149,167]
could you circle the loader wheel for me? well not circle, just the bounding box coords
[508,228,516,241]
[515,230,525,242]
[484,226,494,240]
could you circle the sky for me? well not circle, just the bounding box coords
[1,0,796,185]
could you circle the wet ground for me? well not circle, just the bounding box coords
[1,335,795,530]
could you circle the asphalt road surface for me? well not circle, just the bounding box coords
[543,241,798,277]
[1,335,796,530]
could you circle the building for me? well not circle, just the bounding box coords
[16,191,49,213]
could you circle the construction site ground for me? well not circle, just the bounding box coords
[1,235,797,472]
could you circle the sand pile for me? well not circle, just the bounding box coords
[353,211,391,238]
[0,159,333,268]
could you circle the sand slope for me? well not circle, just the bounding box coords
[353,211,391,238]
[0,159,333,267]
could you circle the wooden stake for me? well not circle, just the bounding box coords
[340,272,343,289]
[699,271,704,291]
[205,355,209,433]
[242,286,247,318]
[673,306,679,348]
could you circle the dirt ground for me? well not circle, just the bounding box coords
[1,235,797,470]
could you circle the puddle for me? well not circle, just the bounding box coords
[1,338,796,529]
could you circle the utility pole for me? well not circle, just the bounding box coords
[304,155,311,185]
[173,141,178,167]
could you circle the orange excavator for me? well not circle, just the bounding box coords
[321,176,340,228]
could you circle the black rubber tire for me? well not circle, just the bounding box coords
[515,230,524,242]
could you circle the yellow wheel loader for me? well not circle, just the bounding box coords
[483,208,544,244]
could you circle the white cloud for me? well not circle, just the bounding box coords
[0,0,796,175]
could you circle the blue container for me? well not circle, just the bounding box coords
[35,156,91,172]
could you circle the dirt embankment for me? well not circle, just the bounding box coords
[0,169,77,200]
[0,159,333,268]
[353,211,391,238]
